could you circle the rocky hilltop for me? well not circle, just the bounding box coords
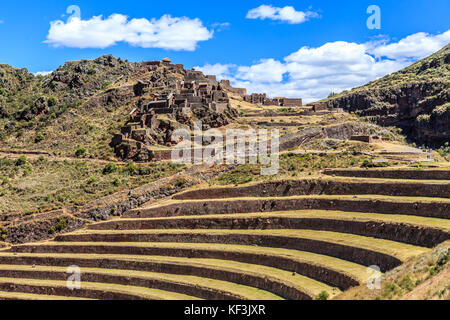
[0,55,237,160]
[322,44,450,146]
[111,59,238,162]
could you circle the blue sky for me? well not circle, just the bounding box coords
[0,0,449,102]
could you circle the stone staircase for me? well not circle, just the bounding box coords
[0,168,448,300]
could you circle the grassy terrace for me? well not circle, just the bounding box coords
[43,230,429,261]
[0,252,339,298]
[141,195,450,212]
[0,277,199,300]
[182,176,450,194]
[0,292,94,300]
[321,176,450,184]
[326,167,450,172]
[88,210,450,233]
[0,265,281,300]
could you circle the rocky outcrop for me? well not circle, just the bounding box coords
[322,44,450,146]
[325,82,449,145]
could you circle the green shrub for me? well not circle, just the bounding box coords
[113,178,121,186]
[124,162,138,175]
[34,132,44,143]
[399,275,415,292]
[23,164,33,176]
[438,142,450,158]
[102,81,112,89]
[0,226,7,241]
[382,283,400,299]
[315,291,329,300]
[328,92,338,98]
[49,217,69,234]
[48,96,58,107]
[87,176,98,185]
[103,163,118,175]
[75,147,86,157]
[0,177,10,185]
[175,179,187,188]
[15,155,27,166]
[54,217,68,232]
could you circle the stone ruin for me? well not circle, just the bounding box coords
[219,80,248,97]
[217,80,303,108]
[242,93,303,107]
[350,135,387,143]
[111,58,239,161]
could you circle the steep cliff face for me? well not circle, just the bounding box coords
[323,44,450,146]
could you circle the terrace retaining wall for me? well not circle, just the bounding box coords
[174,179,450,200]
[85,217,450,248]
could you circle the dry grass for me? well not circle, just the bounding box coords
[46,229,429,261]
[335,241,450,300]
[0,157,185,215]
[0,276,199,300]
[0,291,94,300]
[0,264,280,300]
[109,210,450,232]
[0,252,339,298]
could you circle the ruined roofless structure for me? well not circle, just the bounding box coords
[244,94,303,107]
[130,60,232,116]
[218,80,303,107]
[111,58,239,160]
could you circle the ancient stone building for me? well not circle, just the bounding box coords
[243,93,303,107]
[244,93,267,105]
[278,98,303,107]
[350,135,384,143]
[308,103,328,112]
[219,80,247,97]
[112,58,238,161]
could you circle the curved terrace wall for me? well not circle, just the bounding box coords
[128,198,450,221]
[324,169,450,180]
[0,269,242,300]
[12,240,402,273]
[0,255,311,300]
[85,217,450,248]
[174,179,450,200]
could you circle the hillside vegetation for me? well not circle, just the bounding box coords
[0,55,140,159]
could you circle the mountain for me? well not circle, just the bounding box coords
[321,44,450,146]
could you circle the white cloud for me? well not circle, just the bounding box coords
[194,63,236,80]
[196,30,449,104]
[246,5,318,24]
[368,30,450,60]
[211,22,230,32]
[45,13,213,51]
[34,71,53,76]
